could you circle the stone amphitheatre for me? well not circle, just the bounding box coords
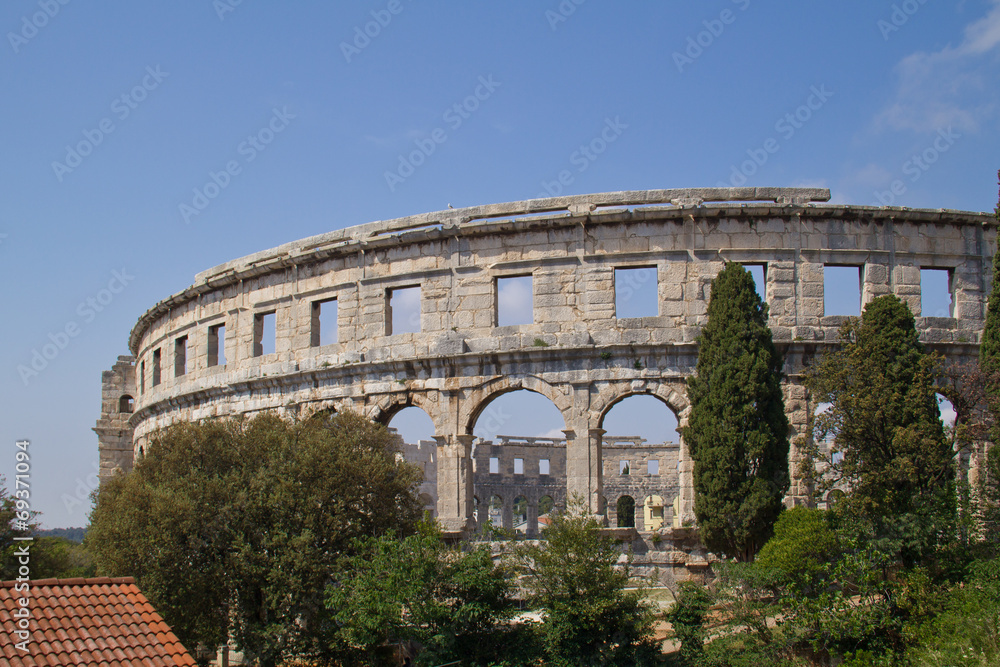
[95,187,996,578]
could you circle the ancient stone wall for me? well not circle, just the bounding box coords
[472,436,568,537]
[97,188,996,563]
[94,355,137,484]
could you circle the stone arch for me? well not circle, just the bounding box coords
[616,495,636,528]
[300,402,338,421]
[366,391,445,435]
[488,494,504,527]
[118,395,134,413]
[513,495,528,534]
[461,375,573,436]
[594,381,690,431]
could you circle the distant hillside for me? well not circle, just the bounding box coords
[36,527,87,543]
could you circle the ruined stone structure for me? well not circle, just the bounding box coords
[469,434,681,537]
[96,187,995,578]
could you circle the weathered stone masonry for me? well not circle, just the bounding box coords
[96,188,996,554]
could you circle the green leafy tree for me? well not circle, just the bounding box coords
[329,522,526,666]
[808,294,954,565]
[907,556,1000,667]
[683,262,790,561]
[981,172,1000,392]
[518,501,660,666]
[755,507,838,594]
[87,418,242,655]
[30,536,96,579]
[88,411,423,667]
[1,475,23,580]
[977,171,1000,544]
[665,581,711,666]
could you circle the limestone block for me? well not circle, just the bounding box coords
[771,326,792,342]
[535,293,568,308]
[800,263,825,284]
[459,294,492,311]
[661,283,683,301]
[956,301,984,320]
[770,268,795,282]
[771,284,796,299]
[586,290,615,305]
[557,332,593,347]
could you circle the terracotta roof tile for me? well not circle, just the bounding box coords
[0,577,197,666]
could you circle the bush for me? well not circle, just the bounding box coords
[666,581,710,666]
[755,507,837,594]
[907,557,1000,666]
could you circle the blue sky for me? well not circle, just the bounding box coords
[1,1,996,527]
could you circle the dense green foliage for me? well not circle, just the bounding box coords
[907,556,1000,666]
[683,262,790,561]
[329,522,524,666]
[87,412,423,667]
[807,294,953,565]
[665,581,711,666]
[326,502,662,666]
[37,526,87,543]
[30,536,96,578]
[1,475,92,580]
[755,507,838,593]
[519,504,661,666]
[0,475,23,580]
[670,232,1000,665]
[982,240,1000,385]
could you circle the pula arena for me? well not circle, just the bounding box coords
[95,187,995,578]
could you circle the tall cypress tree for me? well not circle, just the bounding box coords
[979,170,1000,541]
[683,263,789,562]
[808,295,952,563]
[982,170,1000,384]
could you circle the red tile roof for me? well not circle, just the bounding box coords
[0,576,197,666]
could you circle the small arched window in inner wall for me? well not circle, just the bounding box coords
[616,495,635,528]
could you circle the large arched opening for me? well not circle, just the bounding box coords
[599,393,680,531]
[386,405,438,518]
[469,388,567,537]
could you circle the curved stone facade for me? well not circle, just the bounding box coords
[96,187,995,543]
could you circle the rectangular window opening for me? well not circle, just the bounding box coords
[824,265,862,316]
[921,268,953,318]
[539,458,550,476]
[489,457,499,474]
[174,336,187,377]
[152,349,161,387]
[620,460,630,475]
[648,459,659,476]
[311,298,338,347]
[615,266,658,318]
[514,458,524,475]
[254,311,276,357]
[744,264,767,301]
[496,275,534,326]
[208,324,226,367]
[139,361,145,395]
[387,286,421,335]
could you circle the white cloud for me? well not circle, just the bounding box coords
[877,1,1000,133]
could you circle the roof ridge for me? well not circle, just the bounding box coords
[0,576,135,588]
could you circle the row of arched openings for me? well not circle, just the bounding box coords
[383,389,681,445]
[384,390,680,536]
